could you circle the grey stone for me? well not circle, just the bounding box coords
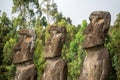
[13,29,35,64]
[42,58,67,80]
[42,26,67,80]
[79,46,111,80]
[44,26,66,58]
[13,29,37,80]
[83,11,111,48]
[79,11,111,80]
[14,64,37,80]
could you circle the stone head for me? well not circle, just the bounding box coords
[13,29,35,64]
[83,11,111,48]
[45,26,66,58]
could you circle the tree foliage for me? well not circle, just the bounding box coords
[12,0,41,28]
[67,20,87,80]
[1,0,120,80]
[34,26,45,79]
[106,13,120,80]
[0,12,16,80]
[3,38,16,64]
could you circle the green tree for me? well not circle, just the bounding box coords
[106,13,120,80]
[1,38,16,80]
[0,12,12,64]
[67,20,87,80]
[3,38,16,64]
[0,11,17,80]
[34,25,45,79]
[40,0,58,23]
[12,0,41,28]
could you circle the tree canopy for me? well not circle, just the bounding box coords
[0,0,120,80]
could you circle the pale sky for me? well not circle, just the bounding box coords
[0,0,120,25]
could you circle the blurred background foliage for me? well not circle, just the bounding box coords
[0,0,120,80]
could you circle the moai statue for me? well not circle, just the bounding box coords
[42,26,68,80]
[13,29,37,80]
[79,11,111,80]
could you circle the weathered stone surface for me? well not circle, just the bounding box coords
[13,29,35,64]
[13,29,37,80]
[42,58,67,80]
[15,64,37,80]
[79,45,111,80]
[42,26,67,80]
[79,11,111,80]
[44,26,66,58]
[83,11,111,48]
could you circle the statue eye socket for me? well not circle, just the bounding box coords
[25,37,32,42]
[97,19,104,24]
[52,31,57,34]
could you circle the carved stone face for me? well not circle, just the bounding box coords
[13,29,35,64]
[83,11,111,48]
[44,26,66,58]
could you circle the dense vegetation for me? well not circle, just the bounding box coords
[0,0,120,80]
